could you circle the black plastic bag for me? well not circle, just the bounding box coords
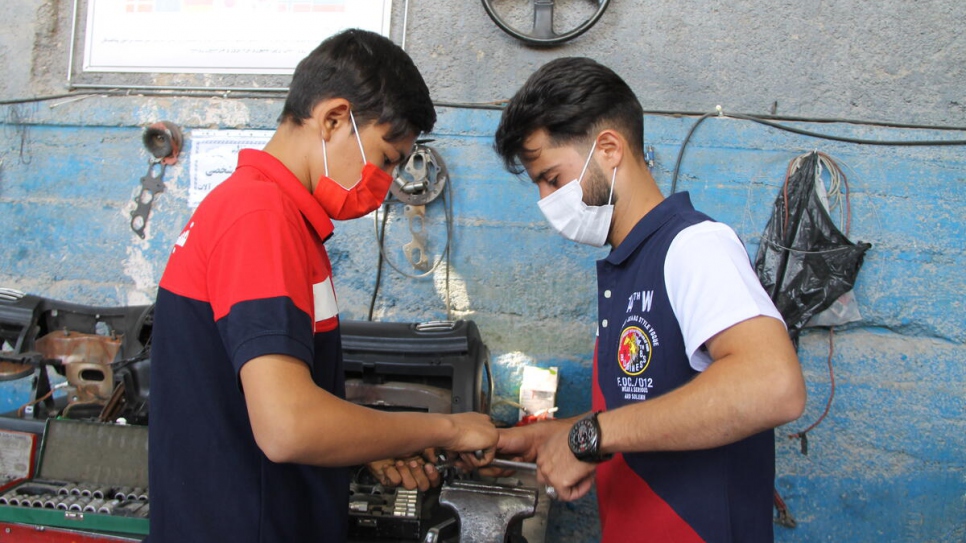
[754,152,872,340]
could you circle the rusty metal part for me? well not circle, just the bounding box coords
[0,359,34,381]
[34,330,120,403]
[438,480,538,543]
[99,382,127,422]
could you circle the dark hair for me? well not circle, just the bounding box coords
[494,57,644,174]
[280,29,436,141]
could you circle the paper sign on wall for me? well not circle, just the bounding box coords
[84,0,392,74]
[188,129,274,207]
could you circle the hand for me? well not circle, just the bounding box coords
[367,448,441,491]
[464,420,571,478]
[497,419,569,462]
[441,412,499,467]
[535,426,596,502]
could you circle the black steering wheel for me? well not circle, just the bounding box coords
[481,0,611,46]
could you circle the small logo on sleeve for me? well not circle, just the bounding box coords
[172,222,194,253]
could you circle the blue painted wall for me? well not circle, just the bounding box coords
[0,99,964,541]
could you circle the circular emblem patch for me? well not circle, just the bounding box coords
[618,326,652,375]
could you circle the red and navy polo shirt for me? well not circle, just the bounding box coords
[148,149,350,543]
[593,192,776,543]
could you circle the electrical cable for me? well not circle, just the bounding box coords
[670,108,966,194]
[369,177,455,314]
[443,181,454,321]
[16,381,68,418]
[730,111,966,146]
[367,202,391,321]
[776,151,849,454]
[788,327,837,455]
[371,200,450,279]
[669,112,715,194]
[3,89,966,134]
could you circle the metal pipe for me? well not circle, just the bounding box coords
[92,486,114,499]
[114,487,133,501]
[487,459,538,471]
[98,499,120,515]
[126,487,144,501]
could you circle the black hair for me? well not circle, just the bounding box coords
[494,57,644,174]
[280,28,436,141]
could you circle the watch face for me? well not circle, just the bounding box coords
[569,418,597,455]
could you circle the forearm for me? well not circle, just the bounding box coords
[598,318,805,454]
[599,363,785,454]
[283,392,459,466]
[241,354,468,466]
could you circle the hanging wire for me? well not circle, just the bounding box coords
[789,327,837,455]
[366,203,391,321]
[776,151,852,453]
[670,109,966,194]
[368,179,455,318]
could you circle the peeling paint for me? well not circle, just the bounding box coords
[122,244,158,307]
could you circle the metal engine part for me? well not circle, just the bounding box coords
[390,144,447,206]
[34,330,120,403]
[131,121,182,239]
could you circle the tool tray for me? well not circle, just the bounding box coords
[0,419,148,536]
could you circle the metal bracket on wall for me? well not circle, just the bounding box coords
[130,121,182,239]
[389,143,448,272]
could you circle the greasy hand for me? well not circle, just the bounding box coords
[535,427,595,502]
[367,448,441,491]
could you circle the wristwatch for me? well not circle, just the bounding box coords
[568,412,612,462]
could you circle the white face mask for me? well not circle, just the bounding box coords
[537,141,617,247]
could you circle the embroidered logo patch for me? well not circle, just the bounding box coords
[618,326,652,376]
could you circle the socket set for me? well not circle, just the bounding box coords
[0,420,150,537]
[348,483,430,540]
[0,482,149,518]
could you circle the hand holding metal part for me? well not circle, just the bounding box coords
[434,450,567,506]
[367,448,442,491]
[435,451,538,473]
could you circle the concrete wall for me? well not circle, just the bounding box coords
[4,1,965,127]
[1,1,964,541]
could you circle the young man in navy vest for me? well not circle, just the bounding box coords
[492,57,806,542]
[149,29,497,542]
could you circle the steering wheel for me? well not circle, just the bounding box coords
[481,0,611,46]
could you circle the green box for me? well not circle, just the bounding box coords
[0,419,148,537]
